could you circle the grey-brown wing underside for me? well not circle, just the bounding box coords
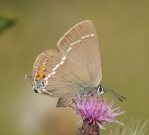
[57,20,102,86]
[33,49,88,97]
[33,20,102,106]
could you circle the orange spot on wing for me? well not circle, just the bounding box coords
[36,64,46,80]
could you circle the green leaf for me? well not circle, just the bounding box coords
[0,16,16,34]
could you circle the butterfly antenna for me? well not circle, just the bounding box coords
[104,88,127,102]
[25,74,33,85]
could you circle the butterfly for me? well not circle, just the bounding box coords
[27,20,126,107]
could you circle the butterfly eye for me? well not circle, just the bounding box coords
[99,87,103,92]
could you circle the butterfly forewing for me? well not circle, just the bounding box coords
[57,20,102,86]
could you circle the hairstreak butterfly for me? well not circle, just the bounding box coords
[27,20,126,107]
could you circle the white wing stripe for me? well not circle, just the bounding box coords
[91,34,95,37]
[76,39,81,43]
[50,71,56,75]
[66,47,72,53]
[81,36,86,39]
[62,56,66,61]
[53,64,60,71]
[86,34,90,38]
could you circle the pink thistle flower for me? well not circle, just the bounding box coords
[74,96,124,134]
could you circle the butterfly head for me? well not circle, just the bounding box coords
[25,74,47,94]
[97,85,105,95]
[33,79,46,93]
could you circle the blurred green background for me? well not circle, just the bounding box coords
[0,0,149,135]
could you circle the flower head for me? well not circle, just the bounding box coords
[74,96,124,129]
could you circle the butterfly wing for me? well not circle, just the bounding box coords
[33,49,89,96]
[57,20,102,86]
[33,20,102,106]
